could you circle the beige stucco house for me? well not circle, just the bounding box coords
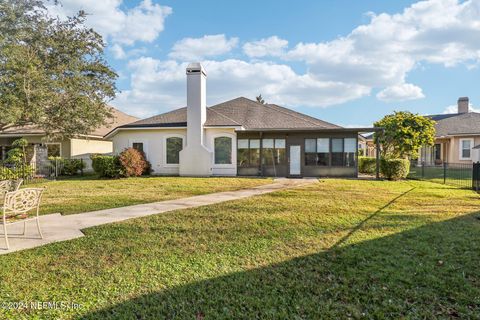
[420,97,480,165]
[0,107,138,170]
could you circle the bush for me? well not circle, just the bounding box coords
[0,164,35,180]
[380,158,410,180]
[118,148,150,177]
[91,155,122,178]
[358,157,377,174]
[48,157,86,176]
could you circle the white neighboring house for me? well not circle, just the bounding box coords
[106,63,376,177]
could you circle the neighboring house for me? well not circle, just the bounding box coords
[0,107,138,170]
[420,97,480,165]
[106,63,377,178]
[359,133,377,158]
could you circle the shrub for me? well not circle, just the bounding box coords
[358,157,377,174]
[380,158,410,180]
[0,164,35,180]
[48,157,85,176]
[118,148,150,177]
[91,154,122,178]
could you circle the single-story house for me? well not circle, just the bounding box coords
[0,107,138,170]
[106,63,379,178]
[420,97,480,165]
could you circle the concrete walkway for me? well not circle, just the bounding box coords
[0,178,316,255]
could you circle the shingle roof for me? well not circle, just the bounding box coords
[427,112,480,136]
[120,97,340,130]
[0,107,138,137]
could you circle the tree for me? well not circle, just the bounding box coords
[256,94,266,104]
[0,0,117,139]
[374,111,436,159]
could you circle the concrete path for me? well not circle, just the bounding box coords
[0,178,317,255]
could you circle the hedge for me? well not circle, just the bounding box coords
[91,155,122,178]
[48,157,86,176]
[0,165,35,180]
[380,158,410,180]
[358,157,377,174]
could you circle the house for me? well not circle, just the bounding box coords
[0,107,138,170]
[106,63,378,177]
[419,97,480,165]
[358,133,377,158]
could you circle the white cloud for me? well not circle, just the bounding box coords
[47,0,172,45]
[243,36,288,58]
[443,103,480,114]
[169,34,239,61]
[113,58,369,117]
[376,83,425,102]
[285,0,480,102]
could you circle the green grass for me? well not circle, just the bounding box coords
[26,176,272,215]
[1,179,480,319]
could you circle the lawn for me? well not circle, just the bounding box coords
[1,179,480,319]
[26,175,272,215]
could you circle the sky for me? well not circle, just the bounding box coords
[46,0,480,127]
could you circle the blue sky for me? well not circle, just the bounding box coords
[48,0,480,126]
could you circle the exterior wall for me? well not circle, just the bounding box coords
[111,128,187,175]
[420,136,480,164]
[447,136,480,163]
[205,128,237,176]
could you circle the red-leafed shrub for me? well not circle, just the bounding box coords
[118,148,150,177]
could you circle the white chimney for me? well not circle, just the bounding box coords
[458,97,469,114]
[186,62,207,145]
[179,62,213,176]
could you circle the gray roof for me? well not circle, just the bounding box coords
[120,97,340,130]
[427,112,480,136]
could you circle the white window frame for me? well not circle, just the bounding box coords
[163,134,185,167]
[212,133,236,167]
[45,143,62,158]
[459,138,474,160]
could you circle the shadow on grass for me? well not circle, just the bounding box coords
[79,211,480,319]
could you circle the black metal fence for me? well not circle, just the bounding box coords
[408,161,474,190]
[0,158,85,184]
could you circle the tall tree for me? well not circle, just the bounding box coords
[374,111,436,159]
[0,0,117,139]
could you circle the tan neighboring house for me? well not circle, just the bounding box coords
[420,97,480,165]
[0,107,138,170]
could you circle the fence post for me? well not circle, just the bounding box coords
[443,162,447,184]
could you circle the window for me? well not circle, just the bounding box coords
[46,144,61,157]
[344,138,356,167]
[237,139,249,167]
[249,139,260,167]
[214,137,232,164]
[460,139,473,160]
[166,137,182,164]
[132,142,144,153]
[262,138,286,165]
[317,138,330,166]
[274,139,286,165]
[331,138,344,166]
[304,139,317,166]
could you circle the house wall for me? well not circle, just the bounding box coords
[447,136,480,163]
[111,128,187,175]
[111,128,238,176]
[205,128,237,176]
